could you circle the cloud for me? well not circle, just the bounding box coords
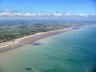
[0,11,96,17]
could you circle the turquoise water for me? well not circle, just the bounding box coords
[1,26,96,72]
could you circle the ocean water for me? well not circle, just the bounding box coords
[1,26,96,72]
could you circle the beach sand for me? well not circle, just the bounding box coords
[0,24,92,64]
[0,27,74,53]
[1,23,90,54]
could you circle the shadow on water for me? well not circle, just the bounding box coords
[32,42,42,46]
[25,67,33,72]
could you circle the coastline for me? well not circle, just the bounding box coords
[0,26,80,53]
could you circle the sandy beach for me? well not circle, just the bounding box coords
[0,28,73,52]
[2,23,95,53]
[0,24,95,66]
[0,25,83,53]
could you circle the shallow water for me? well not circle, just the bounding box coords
[1,26,96,72]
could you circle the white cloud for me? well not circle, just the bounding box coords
[0,11,96,17]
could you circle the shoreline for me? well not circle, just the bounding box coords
[0,25,81,53]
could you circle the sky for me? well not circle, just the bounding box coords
[0,0,96,14]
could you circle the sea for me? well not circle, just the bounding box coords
[0,17,96,72]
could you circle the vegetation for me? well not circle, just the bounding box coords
[0,18,93,43]
[0,22,65,43]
